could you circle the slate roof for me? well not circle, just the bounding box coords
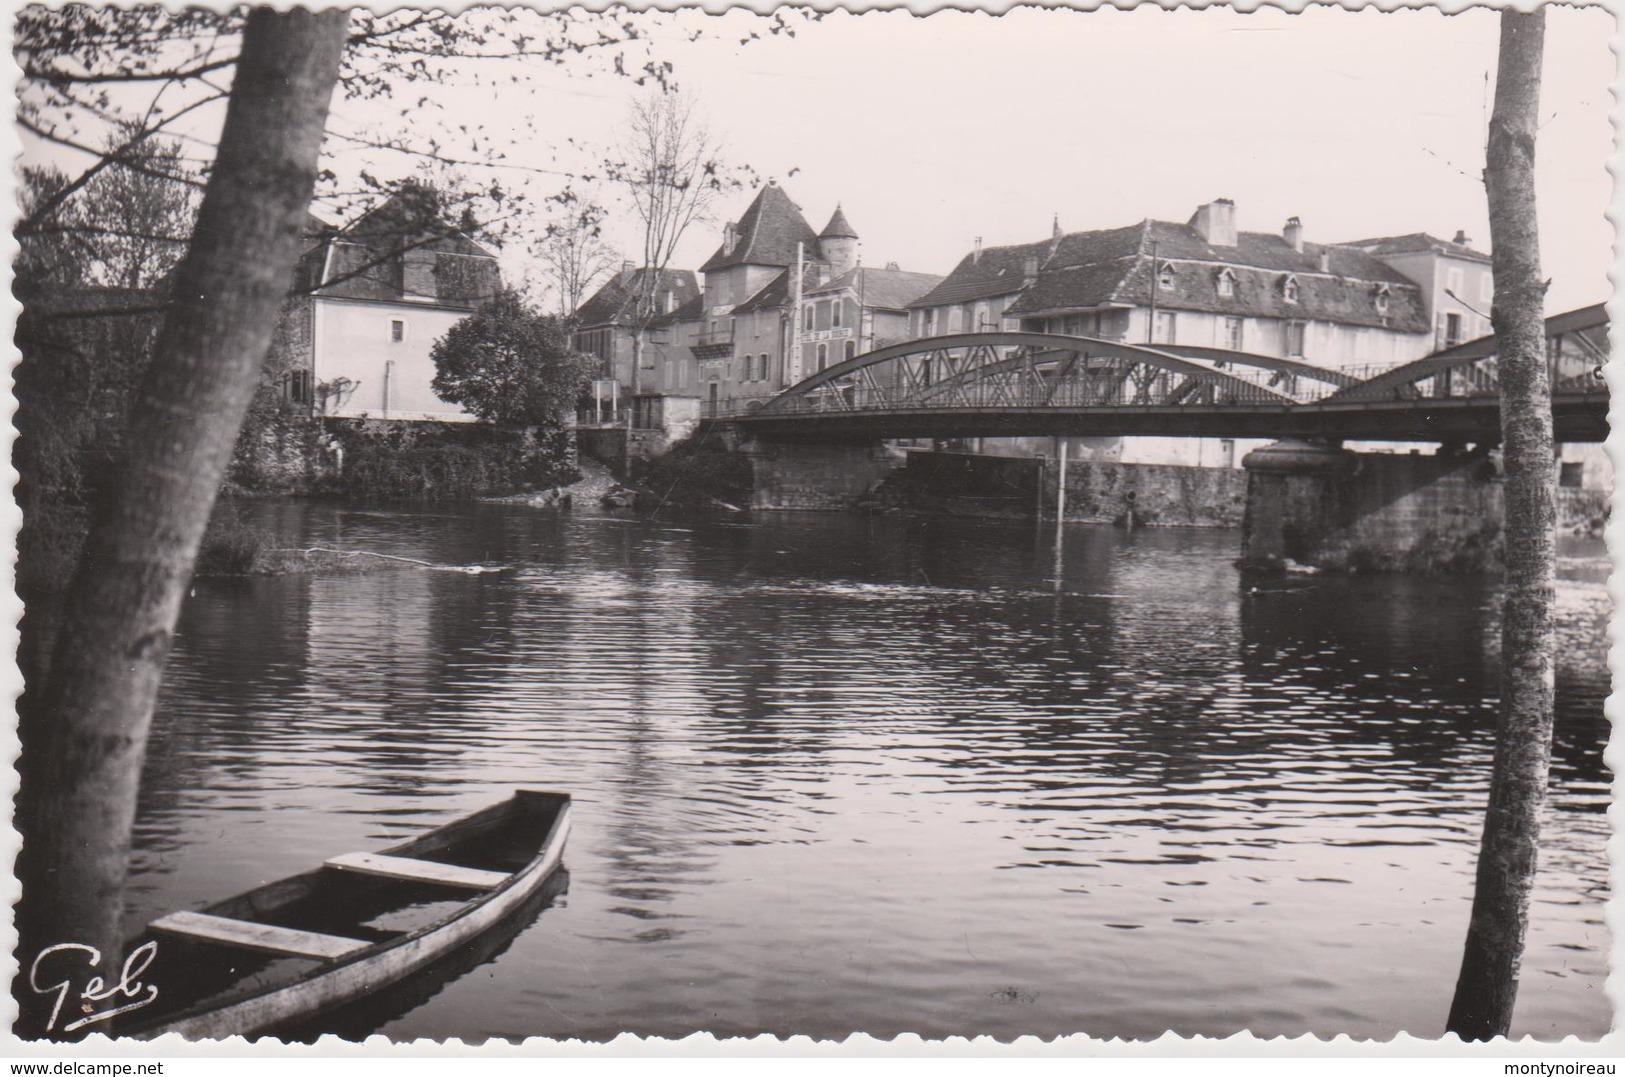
[574,268,701,329]
[807,266,945,311]
[917,218,1429,333]
[819,204,858,240]
[700,183,823,273]
[909,232,1082,309]
[340,189,497,260]
[1344,232,1492,264]
[648,291,706,330]
[731,268,794,314]
[299,191,501,309]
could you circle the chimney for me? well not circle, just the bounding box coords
[723,222,738,254]
[972,236,983,265]
[1189,198,1237,247]
[1453,229,1471,247]
[885,261,900,271]
[620,260,635,281]
[1284,216,1304,252]
[1318,248,1331,273]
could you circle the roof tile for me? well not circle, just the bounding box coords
[575,268,701,328]
[700,184,823,273]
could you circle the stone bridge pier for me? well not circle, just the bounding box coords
[742,437,903,511]
[1240,439,1505,573]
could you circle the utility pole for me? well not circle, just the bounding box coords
[789,240,805,386]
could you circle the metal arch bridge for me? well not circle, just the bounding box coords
[730,304,1609,444]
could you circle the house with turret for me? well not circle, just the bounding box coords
[626,182,940,415]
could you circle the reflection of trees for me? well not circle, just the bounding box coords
[659,514,1605,840]
[1237,575,1607,794]
[136,574,316,845]
[1234,575,1495,773]
[1474,581,1610,795]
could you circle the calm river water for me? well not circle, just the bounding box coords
[128,502,1611,1041]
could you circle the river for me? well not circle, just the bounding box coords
[127,501,1611,1041]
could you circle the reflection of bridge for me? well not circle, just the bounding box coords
[731,304,1608,444]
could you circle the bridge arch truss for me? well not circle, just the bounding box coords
[752,332,1329,417]
[735,308,1608,443]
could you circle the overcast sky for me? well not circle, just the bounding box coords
[24,5,1616,313]
[337,4,1611,313]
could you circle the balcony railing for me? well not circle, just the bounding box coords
[695,327,734,348]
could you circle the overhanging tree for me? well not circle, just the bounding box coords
[431,287,598,429]
[1446,8,1555,1041]
[9,4,807,1036]
[14,7,350,1035]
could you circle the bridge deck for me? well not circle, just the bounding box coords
[727,309,1607,443]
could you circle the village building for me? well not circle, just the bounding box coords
[1337,230,1611,491]
[571,264,702,404]
[915,200,1436,370]
[687,182,831,409]
[279,190,504,422]
[609,183,942,417]
[1343,231,1495,352]
[908,199,1453,465]
[796,261,945,380]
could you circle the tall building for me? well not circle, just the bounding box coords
[630,183,940,414]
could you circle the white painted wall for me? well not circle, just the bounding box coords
[312,297,475,422]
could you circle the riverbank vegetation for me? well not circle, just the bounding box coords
[632,433,753,512]
[193,503,398,577]
[323,420,579,501]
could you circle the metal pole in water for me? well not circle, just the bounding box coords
[1054,439,1069,545]
[1035,455,1047,528]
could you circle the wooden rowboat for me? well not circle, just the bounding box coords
[115,789,571,1041]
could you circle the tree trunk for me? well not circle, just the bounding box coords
[1446,8,1552,1042]
[15,8,349,1036]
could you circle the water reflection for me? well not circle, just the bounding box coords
[130,505,1610,1041]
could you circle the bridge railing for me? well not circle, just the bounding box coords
[750,366,1297,417]
[1333,349,1607,403]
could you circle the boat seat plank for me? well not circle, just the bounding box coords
[151,911,368,961]
[324,852,510,891]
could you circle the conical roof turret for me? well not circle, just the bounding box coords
[820,204,858,240]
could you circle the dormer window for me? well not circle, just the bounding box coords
[1216,268,1236,298]
[1157,261,1177,290]
[1374,284,1392,316]
[1282,275,1300,305]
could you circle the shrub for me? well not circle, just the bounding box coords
[196,502,274,575]
[634,436,752,510]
